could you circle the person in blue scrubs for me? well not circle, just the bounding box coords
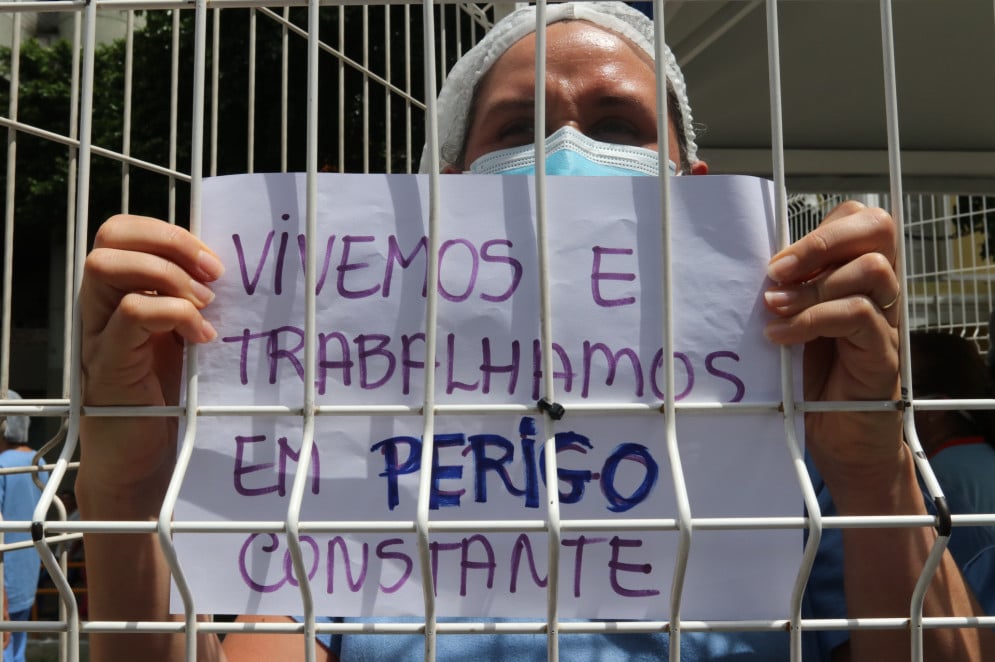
[75,3,994,661]
[0,391,47,662]
[906,331,995,615]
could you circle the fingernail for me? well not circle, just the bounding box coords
[764,289,799,309]
[202,320,218,342]
[198,250,225,280]
[767,254,799,283]
[190,279,216,306]
[763,319,791,342]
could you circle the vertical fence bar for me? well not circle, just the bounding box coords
[155,1,211,659]
[248,7,256,173]
[169,7,180,223]
[53,33,85,653]
[337,5,344,172]
[404,3,412,173]
[529,4,567,658]
[1,7,20,398]
[281,1,321,660]
[281,5,289,172]
[210,6,220,177]
[49,0,109,659]
[63,11,82,399]
[763,3,823,661]
[362,4,369,172]
[384,5,391,172]
[417,0,441,657]
[647,3,694,661]
[879,0,947,659]
[120,10,134,213]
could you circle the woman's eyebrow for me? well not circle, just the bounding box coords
[586,92,654,112]
[476,97,536,117]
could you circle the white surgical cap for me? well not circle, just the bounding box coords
[2,389,29,444]
[418,1,698,173]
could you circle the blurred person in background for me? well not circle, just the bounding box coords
[0,390,47,662]
[909,330,995,610]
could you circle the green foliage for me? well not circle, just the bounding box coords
[1,6,434,231]
[0,5,446,327]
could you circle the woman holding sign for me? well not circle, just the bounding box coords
[77,2,994,661]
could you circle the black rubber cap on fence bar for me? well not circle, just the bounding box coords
[933,496,952,538]
[537,398,565,421]
[31,521,44,543]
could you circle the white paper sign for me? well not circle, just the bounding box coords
[174,173,804,621]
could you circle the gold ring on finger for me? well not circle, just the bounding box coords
[880,290,900,310]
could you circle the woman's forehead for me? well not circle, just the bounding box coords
[496,20,655,72]
[479,20,656,101]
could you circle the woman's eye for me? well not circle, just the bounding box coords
[589,119,644,145]
[497,121,535,144]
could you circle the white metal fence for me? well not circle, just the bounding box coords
[1,1,994,661]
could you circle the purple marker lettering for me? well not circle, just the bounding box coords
[284,534,320,588]
[356,334,396,389]
[509,533,547,592]
[608,536,658,597]
[317,331,353,394]
[401,333,426,395]
[479,239,523,302]
[233,435,278,496]
[273,232,290,295]
[562,535,607,597]
[437,238,479,302]
[531,341,575,401]
[326,537,369,593]
[376,538,413,594]
[220,326,305,385]
[337,235,381,299]
[673,352,694,400]
[582,342,643,398]
[267,326,306,383]
[238,534,287,593]
[705,350,746,402]
[649,350,694,401]
[591,246,636,307]
[221,329,256,385]
[277,436,321,497]
[446,334,478,394]
[297,233,337,295]
[231,230,275,295]
[384,235,428,298]
[460,534,496,596]
[480,337,520,395]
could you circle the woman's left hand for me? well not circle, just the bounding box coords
[762,200,902,491]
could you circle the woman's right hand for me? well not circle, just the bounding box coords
[79,214,223,494]
[78,214,229,662]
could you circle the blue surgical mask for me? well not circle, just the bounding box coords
[467,125,678,177]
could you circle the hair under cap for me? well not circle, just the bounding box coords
[2,389,29,445]
[418,1,698,173]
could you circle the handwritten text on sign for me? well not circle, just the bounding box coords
[174,173,803,620]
